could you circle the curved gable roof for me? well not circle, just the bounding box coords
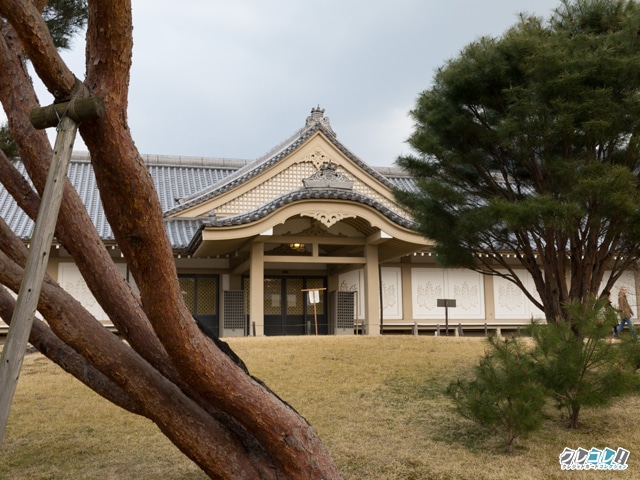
[204,187,415,230]
[0,108,420,251]
[165,107,403,218]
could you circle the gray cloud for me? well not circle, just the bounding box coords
[42,0,560,167]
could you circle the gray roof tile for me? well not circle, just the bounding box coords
[0,156,240,246]
[1,150,415,249]
[2,109,418,249]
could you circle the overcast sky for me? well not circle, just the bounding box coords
[43,0,562,168]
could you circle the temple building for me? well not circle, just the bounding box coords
[1,107,636,336]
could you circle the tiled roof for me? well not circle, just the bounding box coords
[1,155,416,249]
[375,167,418,193]
[1,112,417,251]
[164,218,205,251]
[204,188,415,230]
[141,154,249,211]
[166,118,412,217]
[0,155,242,246]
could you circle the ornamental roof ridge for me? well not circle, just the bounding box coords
[202,187,416,230]
[67,152,252,169]
[163,107,403,217]
[164,128,315,216]
[303,106,336,137]
[163,108,336,216]
[299,106,399,191]
[142,154,251,169]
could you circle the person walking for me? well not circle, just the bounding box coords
[601,291,619,338]
[616,287,636,338]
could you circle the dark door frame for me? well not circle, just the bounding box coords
[246,275,328,336]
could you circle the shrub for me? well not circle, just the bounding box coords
[527,296,637,429]
[447,336,545,453]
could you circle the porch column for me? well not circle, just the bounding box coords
[401,256,413,322]
[364,243,381,335]
[250,242,265,336]
[483,274,496,324]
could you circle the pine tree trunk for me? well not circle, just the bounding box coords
[0,1,342,478]
[569,406,580,430]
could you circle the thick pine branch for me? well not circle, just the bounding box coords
[0,0,342,477]
[0,0,75,98]
[0,285,143,415]
[0,248,269,479]
[0,24,176,378]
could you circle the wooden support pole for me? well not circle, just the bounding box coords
[313,301,318,336]
[29,97,104,130]
[302,288,326,336]
[0,93,102,445]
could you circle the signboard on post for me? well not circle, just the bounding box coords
[302,288,326,335]
[436,299,456,336]
[308,290,320,304]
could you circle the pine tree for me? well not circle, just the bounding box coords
[396,0,640,323]
[448,336,546,452]
[527,296,637,429]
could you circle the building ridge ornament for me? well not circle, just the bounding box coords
[303,106,336,137]
[302,161,354,190]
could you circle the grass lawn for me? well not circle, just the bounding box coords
[1,335,638,479]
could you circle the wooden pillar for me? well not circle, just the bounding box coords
[401,255,413,323]
[250,242,265,336]
[363,243,380,335]
[483,273,496,324]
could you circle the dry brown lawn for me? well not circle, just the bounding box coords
[1,335,638,479]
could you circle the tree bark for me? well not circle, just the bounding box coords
[0,284,142,416]
[0,243,274,480]
[0,0,342,478]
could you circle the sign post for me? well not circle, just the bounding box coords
[301,288,326,335]
[436,298,456,336]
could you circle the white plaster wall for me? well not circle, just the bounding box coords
[493,270,545,321]
[493,269,637,322]
[381,267,403,320]
[411,268,485,320]
[338,269,365,320]
[57,262,133,323]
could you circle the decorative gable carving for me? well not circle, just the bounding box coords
[178,125,413,224]
[214,162,316,215]
[301,148,332,169]
[300,211,356,228]
[284,220,345,237]
[302,162,354,190]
